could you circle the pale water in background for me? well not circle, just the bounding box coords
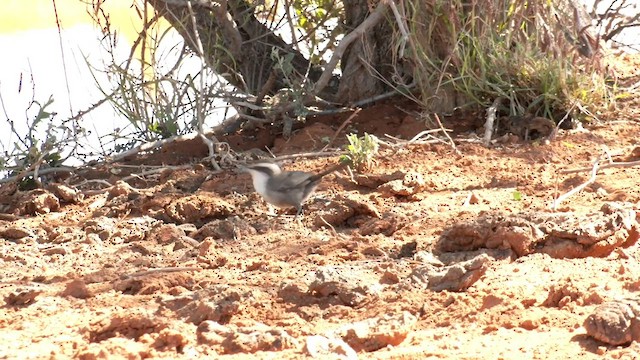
[0,0,232,170]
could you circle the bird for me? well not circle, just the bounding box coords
[239,160,348,218]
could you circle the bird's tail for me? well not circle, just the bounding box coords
[308,160,351,182]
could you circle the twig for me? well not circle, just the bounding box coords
[124,266,200,279]
[407,128,453,141]
[559,159,640,174]
[551,157,600,210]
[121,164,194,182]
[271,150,348,162]
[575,101,601,123]
[0,213,22,221]
[313,2,389,96]
[238,113,273,124]
[187,0,221,171]
[551,101,579,141]
[0,166,76,184]
[73,179,113,191]
[321,108,362,151]
[52,0,74,115]
[484,97,503,146]
[318,216,338,237]
[350,82,417,108]
[303,107,353,116]
[381,129,451,148]
[433,113,459,154]
[108,131,200,163]
[232,101,269,112]
[388,0,409,58]
[462,191,474,206]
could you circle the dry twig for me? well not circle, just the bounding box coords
[559,159,640,174]
[321,108,362,151]
[382,129,451,147]
[124,267,200,279]
[552,157,600,209]
[483,97,503,146]
[0,166,75,184]
[433,113,459,154]
[313,2,389,96]
[187,0,221,171]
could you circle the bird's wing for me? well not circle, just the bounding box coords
[269,171,316,191]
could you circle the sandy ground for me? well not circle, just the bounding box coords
[1,56,640,359]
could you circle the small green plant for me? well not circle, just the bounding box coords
[341,132,379,172]
[512,190,522,201]
[0,95,76,188]
[269,48,309,118]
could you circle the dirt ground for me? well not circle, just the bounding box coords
[2,56,640,359]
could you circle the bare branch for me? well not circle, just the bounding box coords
[313,2,389,96]
[552,158,600,210]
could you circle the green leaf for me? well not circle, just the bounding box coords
[513,190,522,201]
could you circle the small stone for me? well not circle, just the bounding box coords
[306,335,357,359]
[5,287,43,305]
[519,318,539,330]
[61,279,93,299]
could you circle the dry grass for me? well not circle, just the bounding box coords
[406,0,615,122]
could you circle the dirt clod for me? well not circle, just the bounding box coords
[3,87,640,358]
[584,298,640,345]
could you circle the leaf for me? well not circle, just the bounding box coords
[513,190,522,201]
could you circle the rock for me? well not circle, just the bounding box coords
[22,190,60,215]
[413,251,444,266]
[312,200,355,227]
[114,216,160,243]
[378,172,426,197]
[197,320,298,353]
[83,217,118,241]
[5,287,44,306]
[107,180,139,198]
[439,203,639,258]
[193,216,256,241]
[48,183,84,203]
[165,196,233,224]
[352,171,405,189]
[0,226,34,243]
[277,281,309,304]
[307,266,379,306]
[359,217,398,236]
[410,253,490,291]
[196,320,230,345]
[328,311,418,352]
[584,298,640,345]
[41,245,68,256]
[161,286,253,325]
[305,335,357,359]
[313,195,380,227]
[88,311,163,342]
[542,281,586,308]
[149,223,185,244]
[49,227,87,244]
[62,279,93,299]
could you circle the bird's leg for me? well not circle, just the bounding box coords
[294,206,304,220]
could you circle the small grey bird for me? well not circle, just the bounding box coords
[240,161,347,217]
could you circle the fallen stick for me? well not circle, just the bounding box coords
[552,158,600,210]
[559,159,640,174]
